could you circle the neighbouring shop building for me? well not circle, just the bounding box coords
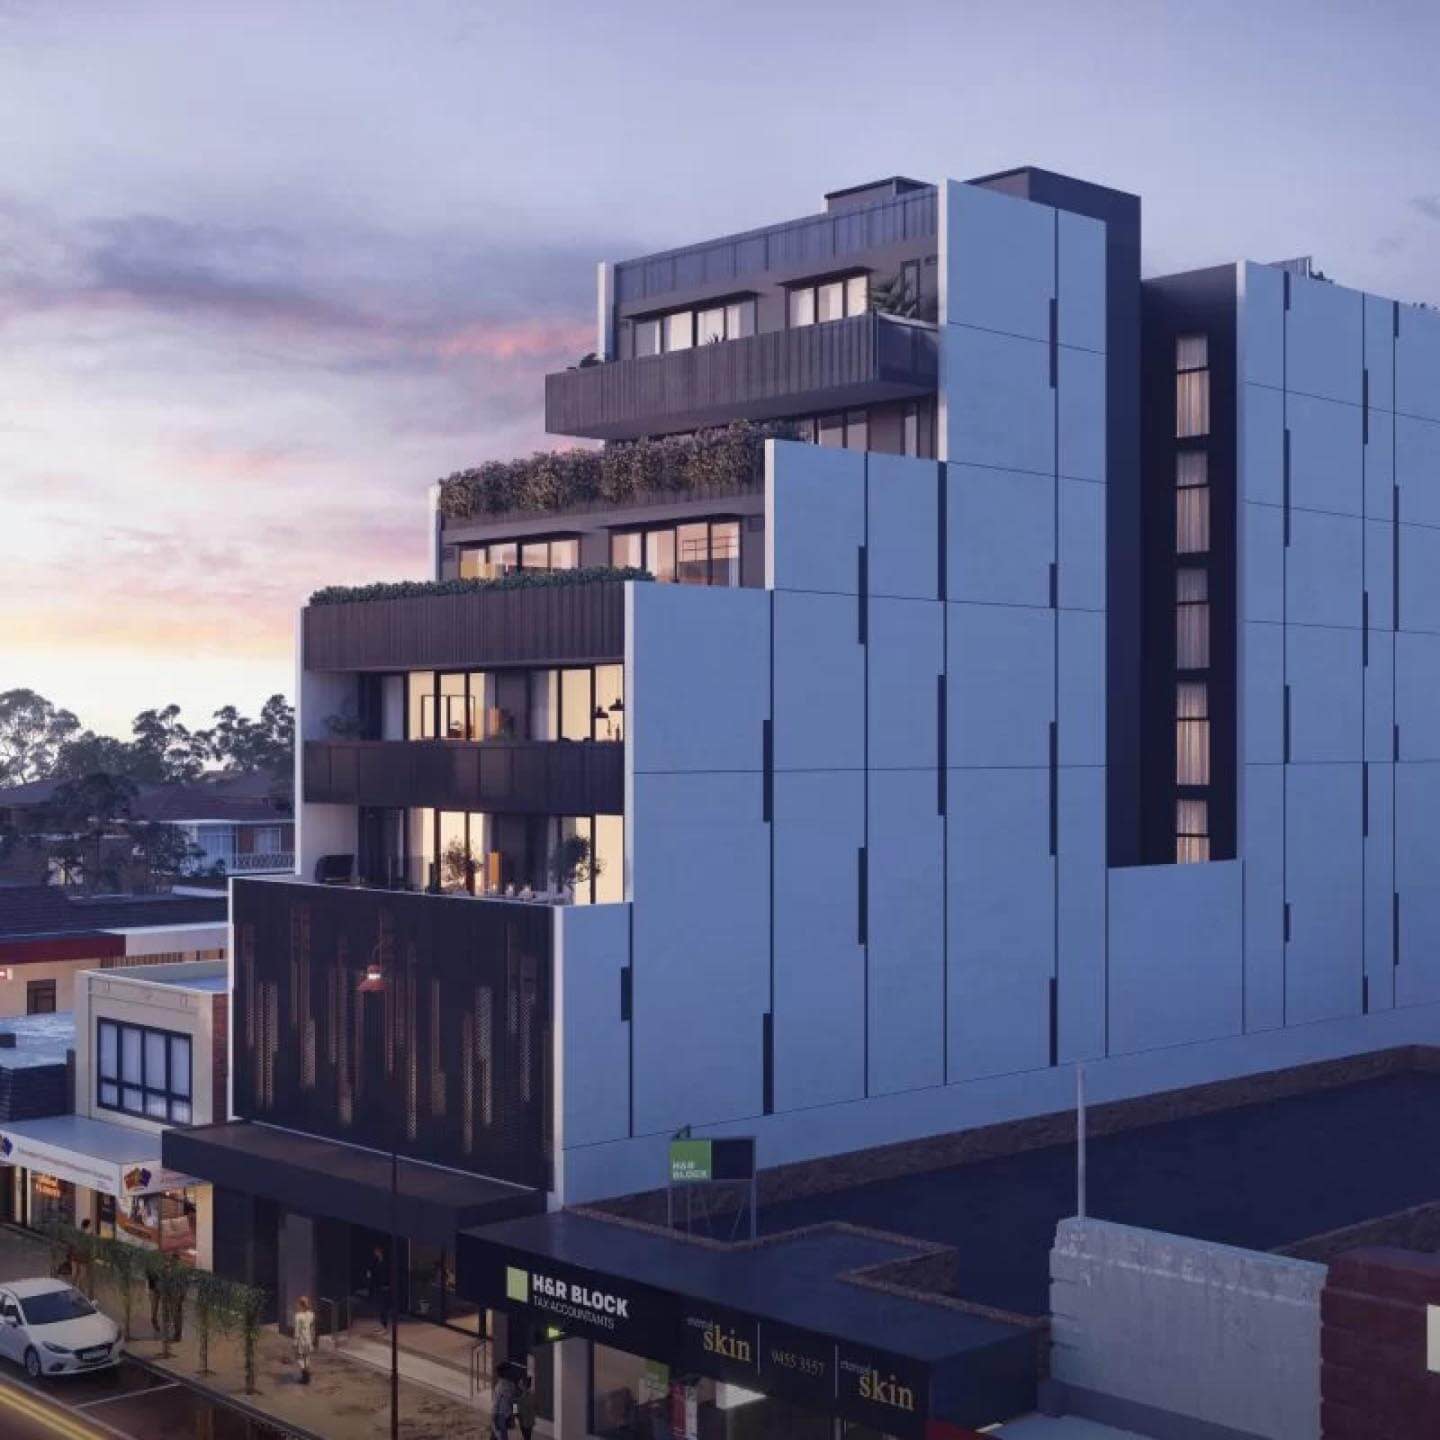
[0,960,226,1266]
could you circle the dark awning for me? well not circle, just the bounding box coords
[457,1211,1038,1434]
[164,1121,542,1245]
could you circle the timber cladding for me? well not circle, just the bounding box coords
[302,581,627,672]
[1321,1246,1440,1437]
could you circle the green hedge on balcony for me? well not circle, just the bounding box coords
[309,566,651,608]
[437,419,797,521]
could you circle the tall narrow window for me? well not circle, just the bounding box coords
[1176,450,1211,554]
[697,306,726,345]
[635,319,661,358]
[1176,799,1210,864]
[675,522,710,586]
[1176,568,1210,669]
[1176,682,1211,785]
[610,531,642,569]
[1176,334,1210,438]
[789,288,815,328]
[664,311,694,352]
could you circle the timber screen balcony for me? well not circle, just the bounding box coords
[546,312,937,441]
[304,738,624,817]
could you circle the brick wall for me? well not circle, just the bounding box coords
[1322,1248,1440,1438]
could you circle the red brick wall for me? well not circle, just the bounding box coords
[1322,1247,1440,1437]
[211,992,229,1122]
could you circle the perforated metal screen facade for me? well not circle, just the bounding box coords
[233,879,552,1190]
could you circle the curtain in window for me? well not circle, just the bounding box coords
[1176,798,1210,864]
[1176,570,1210,668]
[1177,486,1211,553]
[1176,371,1211,437]
[1176,334,1209,371]
[1176,679,1211,785]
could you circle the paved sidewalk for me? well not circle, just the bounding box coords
[0,1226,494,1439]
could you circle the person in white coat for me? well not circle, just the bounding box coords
[293,1296,317,1384]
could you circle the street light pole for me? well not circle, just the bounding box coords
[360,958,400,1440]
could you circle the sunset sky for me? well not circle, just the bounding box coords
[3,0,1439,735]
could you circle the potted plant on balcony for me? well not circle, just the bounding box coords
[550,834,602,899]
[441,837,477,892]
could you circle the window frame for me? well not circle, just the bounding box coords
[631,296,757,356]
[25,979,56,1015]
[456,535,581,581]
[96,1017,193,1125]
[786,271,870,329]
[607,517,743,587]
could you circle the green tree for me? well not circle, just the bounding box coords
[208,694,294,780]
[130,705,209,783]
[146,1252,189,1358]
[97,1238,144,1342]
[189,1270,228,1376]
[35,773,138,891]
[0,689,79,785]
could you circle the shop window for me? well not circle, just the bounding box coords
[97,1019,193,1124]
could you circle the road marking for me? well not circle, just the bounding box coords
[74,1381,180,1410]
[0,1381,105,1439]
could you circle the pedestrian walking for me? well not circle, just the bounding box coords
[365,1244,390,1331]
[293,1296,317,1384]
[516,1373,537,1440]
[491,1371,516,1438]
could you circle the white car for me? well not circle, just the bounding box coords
[0,1279,122,1379]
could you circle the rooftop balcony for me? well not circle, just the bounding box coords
[545,312,938,441]
[303,738,624,817]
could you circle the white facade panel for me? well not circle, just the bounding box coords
[1364,294,1396,415]
[1286,624,1363,764]
[1364,411,1395,522]
[1241,501,1285,625]
[1365,516,1394,632]
[1058,346,1107,484]
[947,463,1053,608]
[1365,630,1395,764]
[1395,415,1440,530]
[771,770,866,1111]
[1285,763,1363,1026]
[1057,207,1107,355]
[556,904,631,1149]
[1058,609,1105,768]
[1239,263,1284,391]
[866,452,941,601]
[947,602,1054,769]
[1285,508,1362,631]
[867,598,943,771]
[1396,762,1440,1006]
[1242,622,1285,766]
[630,771,769,1134]
[867,771,945,1096]
[1398,521,1440,635]
[941,179,1053,341]
[1364,761,1395,1012]
[1287,392,1364,517]
[944,325,1055,477]
[1059,478,1106,613]
[765,439,864,594]
[773,589,863,772]
[1242,763,1285,1032]
[1285,276,1364,406]
[1240,381,1286,508]
[1107,862,1243,1055]
[947,766,1053,1080]
[629,583,769,776]
[1396,630,1440,761]
[1396,304,1440,422]
[1057,765,1106,1063]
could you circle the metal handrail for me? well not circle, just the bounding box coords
[469,1339,492,1400]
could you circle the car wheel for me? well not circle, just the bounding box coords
[23,1347,40,1380]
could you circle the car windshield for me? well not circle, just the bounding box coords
[20,1288,96,1325]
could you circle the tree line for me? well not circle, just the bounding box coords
[0,690,294,788]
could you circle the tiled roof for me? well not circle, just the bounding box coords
[0,771,291,825]
[0,885,226,940]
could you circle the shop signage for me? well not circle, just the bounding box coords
[836,1341,930,1439]
[669,1140,712,1184]
[678,1301,760,1387]
[0,1129,197,1200]
[668,1136,756,1185]
[757,1319,837,1409]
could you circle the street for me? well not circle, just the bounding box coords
[0,1356,205,1440]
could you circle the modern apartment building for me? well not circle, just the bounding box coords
[165,168,1440,1436]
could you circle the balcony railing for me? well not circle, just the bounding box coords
[302,579,626,673]
[545,312,938,441]
[303,738,624,817]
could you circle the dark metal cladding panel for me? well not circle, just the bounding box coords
[303,738,625,816]
[231,878,553,1189]
[546,312,937,441]
[302,581,627,672]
